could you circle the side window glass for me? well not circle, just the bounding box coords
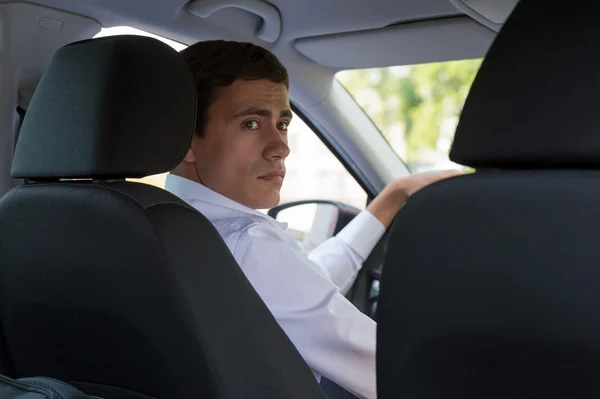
[336,60,482,172]
[280,113,367,209]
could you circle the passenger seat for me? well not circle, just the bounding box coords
[377,0,600,398]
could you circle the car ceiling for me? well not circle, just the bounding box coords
[15,0,460,37]
[10,0,496,69]
[0,0,503,112]
[266,0,461,38]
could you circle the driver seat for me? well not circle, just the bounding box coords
[0,35,326,399]
[378,1,600,398]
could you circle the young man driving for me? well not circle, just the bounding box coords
[165,40,460,398]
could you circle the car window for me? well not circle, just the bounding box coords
[336,59,483,173]
[280,114,367,210]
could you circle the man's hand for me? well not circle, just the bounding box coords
[367,170,463,228]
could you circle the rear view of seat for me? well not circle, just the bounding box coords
[377,1,600,398]
[0,35,326,399]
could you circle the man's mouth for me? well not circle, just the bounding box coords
[258,170,285,183]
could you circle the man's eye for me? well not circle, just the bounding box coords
[277,122,289,131]
[243,120,259,130]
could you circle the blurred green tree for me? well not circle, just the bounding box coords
[337,59,482,168]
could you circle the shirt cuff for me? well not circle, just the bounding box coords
[336,210,386,260]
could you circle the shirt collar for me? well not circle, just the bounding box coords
[164,173,288,230]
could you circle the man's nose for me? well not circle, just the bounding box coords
[264,128,290,160]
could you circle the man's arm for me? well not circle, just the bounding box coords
[307,170,463,293]
[233,226,377,399]
[307,210,385,295]
[367,170,463,228]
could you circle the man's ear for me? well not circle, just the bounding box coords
[183,147,196,163]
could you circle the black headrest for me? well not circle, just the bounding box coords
[450,1,599,169]
[11,35,196,179]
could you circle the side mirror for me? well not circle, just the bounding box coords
[268,200,361,253]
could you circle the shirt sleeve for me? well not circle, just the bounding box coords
[308,210,386,295]
[231,223,377,399]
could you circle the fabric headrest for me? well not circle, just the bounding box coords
[450,1,599,169]
[11,35,196,179]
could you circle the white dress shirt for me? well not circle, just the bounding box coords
[165,174,386,399]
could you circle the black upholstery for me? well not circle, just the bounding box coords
[378,172,600,398]
[12,35,196,179]
[449,1,600,169]
[0,36,326,399]
[377,1,600,398]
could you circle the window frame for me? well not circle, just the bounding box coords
[290,103,376,205]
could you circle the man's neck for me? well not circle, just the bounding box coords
[170,163,202,185]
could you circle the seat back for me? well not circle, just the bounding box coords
[0,35,326,399]
[377,1,600,398]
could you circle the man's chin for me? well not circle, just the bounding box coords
[253,192,280,210]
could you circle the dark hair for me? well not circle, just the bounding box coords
[180,40,289,137]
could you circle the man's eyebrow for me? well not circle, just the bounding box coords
[233,107,272,118]
[281,109,293,119]
[233,107,293,119]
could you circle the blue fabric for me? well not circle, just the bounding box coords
[0,374,100,398]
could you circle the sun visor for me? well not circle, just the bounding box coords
[449,0,520,31]
[294,17,494,70]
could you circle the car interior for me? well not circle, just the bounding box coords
[1,0,594,398]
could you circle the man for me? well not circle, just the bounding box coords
[165,40,460,398]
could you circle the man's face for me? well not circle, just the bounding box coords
[187,79,291,209]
